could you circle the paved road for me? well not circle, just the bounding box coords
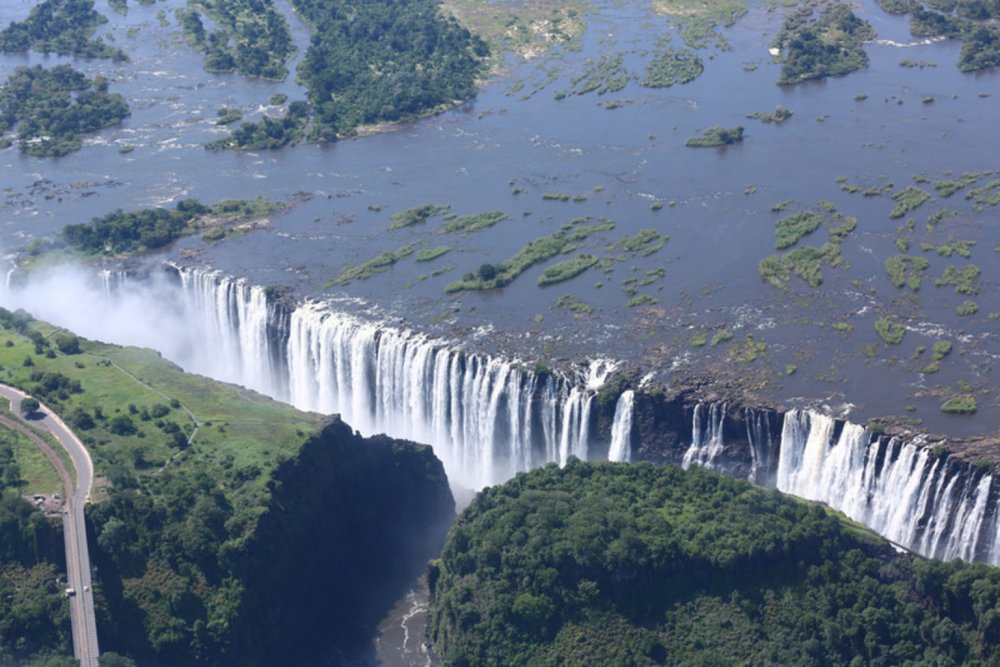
[0,384,99,667]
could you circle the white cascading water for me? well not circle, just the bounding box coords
[172,267,615,489]
[776,408,996,564]
[681,402,727,470]
[744,407,774,484]
[608,390,635,463]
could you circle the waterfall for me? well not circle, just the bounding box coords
[608,390,635,463]
[775,408,996,564]
[166,266,614,489]
[745,408,774,484]
[681,402,727,470]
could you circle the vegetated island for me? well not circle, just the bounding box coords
[685,125,744,147]
[773,2,876,85]
[0,0,128,62]
[26,197,283,262]
[177,0,293,80]
[429,459,1000,666]
[642,40,704,88]
[0,65,130,157]
[0,310,455,665]
[746,106,793,123]
[208,0,489,150]
[878,0,1000,72]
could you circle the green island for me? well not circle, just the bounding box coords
[885,254,930,291]
[746,106,793,123]
[430,460,1000,666]
[391,204,450,230]
[875,316,907,344]
[685,125,744,148]
[215,107,244,126]
[889,186,931,219]
[441,211,508,234]
[177,0,293,80]
[415,246,453,262]
[0,65,130,158]
[556,53,630,98]
[774,3,876,85]
[204,102,309,151]
[537,254,599,287]
[0,0,128,62]
[909,5,1000,72]
[759,203,855,289]
[446,218,616,293]
[642,42,704,88]
[0,311,454,665]
[293,0,489,140]
[50,197,280,258]
[652,0,747,49]
[328,245,416,286]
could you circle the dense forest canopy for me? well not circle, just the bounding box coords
[0,65,130,157]
[0,431,73,666]
[430,460,1000,666]
[291,0,488,138]
[60,197,278,255]
[0,0,127,61]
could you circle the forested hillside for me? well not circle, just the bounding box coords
[429,460,1000,666]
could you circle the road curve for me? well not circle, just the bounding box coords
[0,384,99,667]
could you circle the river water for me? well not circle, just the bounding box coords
[3,0,998,438]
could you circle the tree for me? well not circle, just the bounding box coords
[20,398,40,417]
[478,263,498,281]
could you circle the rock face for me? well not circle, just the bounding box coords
[229,418,455,666]
[91,417,455,666]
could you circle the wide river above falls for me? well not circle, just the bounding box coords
[1,0,999,437]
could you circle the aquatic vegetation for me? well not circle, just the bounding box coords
[537,254,599,286]
[932,340,953,361]
[775,211,823,249]
[442,211,508,234]
[956,300,979,316]
[626,294,658,307]
[884,255,929,291]
[653,0,747,48]
[710,329,734,346]
[940,395,977,414]
[643,43,704,88]
[899,59,937,68]
[555,295,593,314]
[559,53,630,97]
[619,229,667,256]
[889,187,930,219]
[935,264,981,294]
[543,193,571,201]
[875,317,906,345]
[967,179,1000,206]
[936,240,975,259]
[759,243,842,289]
[934,172,979,197]
[685,126,744,148]
[205,102,310,150]
[415,246,453,262]
[774,4,875,85]
[391,204,449,229]
[328,245,415,286]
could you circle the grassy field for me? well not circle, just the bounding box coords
[442,0,589,59]
[0,315,325,510]
[0,425,62,496]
